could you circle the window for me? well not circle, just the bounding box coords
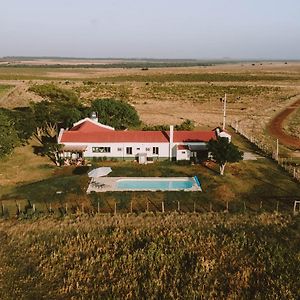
[117,147,122,152]
[92,147,111,153]
[153,147,159,155]
[126,147,133,155]
[146,148,150,151]
[136,147,140,150]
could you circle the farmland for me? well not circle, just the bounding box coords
[0,59,300,298]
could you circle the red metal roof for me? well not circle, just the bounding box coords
[172,131,216,143]
[61,130,216,143]
[177,145,189,150]
[70,121,113,132]
[61,131,168,143]
[61,120,216,143]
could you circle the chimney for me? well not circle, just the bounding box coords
[90,111,98,123]
[169,125,174,161]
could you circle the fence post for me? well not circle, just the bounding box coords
[276,201,279,213]
[161,201,165,213]
[146,201,149,213]
[243,202,246,212]
[65,203,68,214]
[193,201,196,213]
[177,201,180,212]
[260,201,262,210]
[33,204,36,213]
[97,200,100,214]
[130,201,133,214]
[226,201,229,212]
[114,202,117,215]
[210,202,213,212]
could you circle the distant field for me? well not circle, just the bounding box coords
[0,61,299,153]
[0,84,14,96]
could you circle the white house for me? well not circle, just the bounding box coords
[57,117,230,163]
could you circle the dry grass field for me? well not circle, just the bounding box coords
[0,61,299,151]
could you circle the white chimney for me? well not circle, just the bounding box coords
[90,111,98,123]
[169,125,174,161]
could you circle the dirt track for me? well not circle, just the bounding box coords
[268,97,300,149]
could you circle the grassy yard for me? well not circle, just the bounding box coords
[0,127,299,218]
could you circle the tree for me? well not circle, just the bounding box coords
[30,83,84,128]
[175,119,195,131]
[33,123,63,166]
[0,111,19,158]
[208,137,243,175]
[90,99,140,129]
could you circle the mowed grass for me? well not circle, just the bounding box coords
[0,142,55,197]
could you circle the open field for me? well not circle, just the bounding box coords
[0,212,299,299]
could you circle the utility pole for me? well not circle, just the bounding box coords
[222,93,227,130]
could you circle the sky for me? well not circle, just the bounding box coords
[1,0,300,59]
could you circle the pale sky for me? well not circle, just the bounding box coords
[1,0,299,59]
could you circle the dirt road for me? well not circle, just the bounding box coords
[268,97,300,149]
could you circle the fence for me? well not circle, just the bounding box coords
[230,122,300,183]
[1,198,300,219]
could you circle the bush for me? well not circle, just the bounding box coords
[89,98,141,129]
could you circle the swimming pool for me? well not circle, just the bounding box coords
[116,177,196,191]
[87,177,202,193]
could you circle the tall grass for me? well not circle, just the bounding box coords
[0,213,299,299]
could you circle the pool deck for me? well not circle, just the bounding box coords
[86,177,201,193]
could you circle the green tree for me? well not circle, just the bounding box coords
[33,123,64,165]
[208,137,243,175]
[175,119,195,130]
[0,111,19,158]
[30,83,84,128]
[90,99,140,129]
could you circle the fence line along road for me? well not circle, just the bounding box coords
[230,123,300,183]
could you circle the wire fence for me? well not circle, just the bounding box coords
[1,198,300,220]
[230,123,300,183]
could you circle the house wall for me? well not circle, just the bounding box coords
[62,142,170,159]
[176,150,190,160]
[61,141,209,161]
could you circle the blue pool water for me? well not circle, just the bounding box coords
[116,179,194,191]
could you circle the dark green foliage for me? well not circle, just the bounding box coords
[32,100,83,128]
[142,124,169,131]
[0,111,19,157]
[0,107,37,142]
[208,137,243,175]
[175,119,195,130]
[29,84,84,128]
[90,98,140,129]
